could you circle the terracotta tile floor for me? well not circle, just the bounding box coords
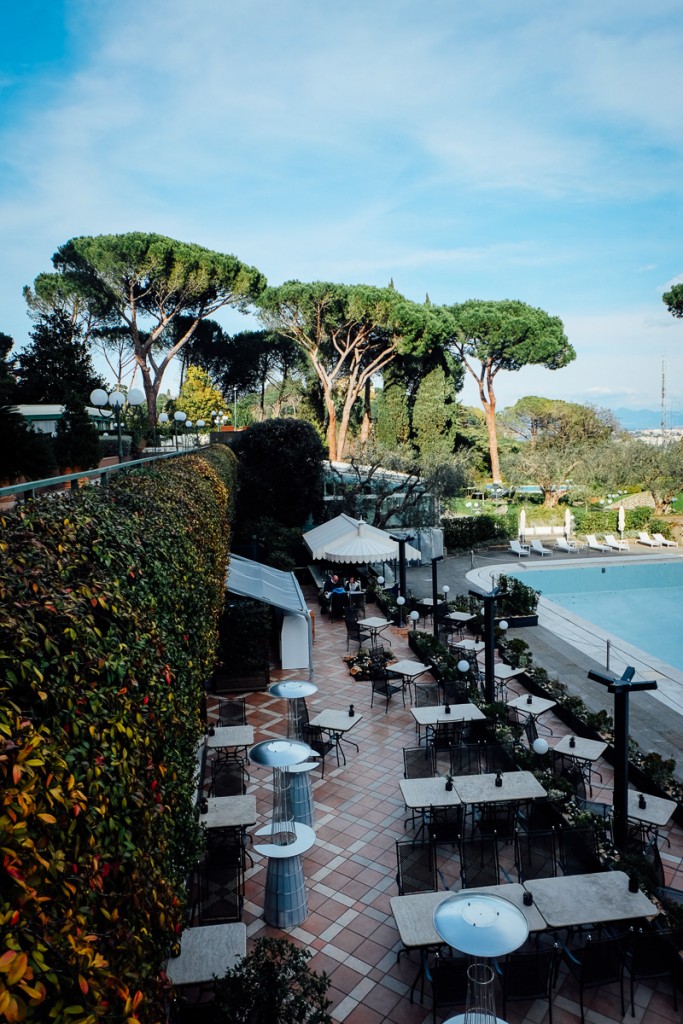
[213,590,683,1024]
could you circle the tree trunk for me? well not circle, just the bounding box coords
[359,379,372,444]
[483,404,501,483]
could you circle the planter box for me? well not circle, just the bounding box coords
[496,614,539,628]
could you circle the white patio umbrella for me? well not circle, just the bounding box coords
[324,521,399,564]
[518,508,526,541]
[564,506,572,538]
[618,505,625,539]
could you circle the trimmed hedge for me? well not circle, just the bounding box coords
[0,446,236,1024]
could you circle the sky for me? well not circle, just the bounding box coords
[1,0,682,423]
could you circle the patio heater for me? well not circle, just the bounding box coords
[433,891,528,1023]
[250,739,316,928]
[268,680,318,826]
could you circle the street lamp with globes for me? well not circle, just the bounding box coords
[173,410,187,450]
[90,387,145,462]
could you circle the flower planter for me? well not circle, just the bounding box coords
[496,614,538,628]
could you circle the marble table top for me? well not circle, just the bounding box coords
[507,694,557,716]
[390,659,431,678]
[524,871,658,929]
[453,771,547,806]
[626,790,677,827]
[166,923,246,986]
[309,709,363,734]
[399,776,462,810]
[410,703,486,726]
[493,664,527,681]
[451,639,486,654]
[358,616,391,629]
[206,725,254,751]
[199,795,257,829]
[552,735,607,762]
[445,611,477,624]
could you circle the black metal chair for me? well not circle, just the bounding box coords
[428,804,463,848]
[299,702,334,776]
[426,951,470,1023]
[329,590,349,621]
[514,826,558,882]
[345,616,372,651]
[189,850,244,924]
[450,740,481,776]
[480,742,515,774]
[561,931,629,1023]
[556,823,602,875]
[370,666,401,713]
[474,801,518,842]
[209,759,247,797]
[403,746,437,830]
[395,839,438,895]
[496,944,559,1024]
[216,696,246,726]
[458,832,501,888]
[626,923,683,1014]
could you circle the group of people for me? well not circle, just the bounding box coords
[319,572,363,616]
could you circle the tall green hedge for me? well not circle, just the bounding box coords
[0,446,236,1024]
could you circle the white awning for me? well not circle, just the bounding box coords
[226,555,312,672]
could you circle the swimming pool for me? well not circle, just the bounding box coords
[511,561,683,673]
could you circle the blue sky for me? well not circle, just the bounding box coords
[1,0,682,419]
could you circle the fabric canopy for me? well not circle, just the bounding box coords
[226,554,312,672]
[303,514,421,564]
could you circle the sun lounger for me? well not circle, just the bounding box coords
[585,534,611,553]
[637,532,662,547]
[530,539,553,557]
[508,540,531,557]
[653,533,678,548]
[554,538,579,554]
[603,534,629,551]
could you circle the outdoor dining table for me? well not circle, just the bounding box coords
[626,789,677,828]
[206,724,254,762]
[308,708,363,766]
[552,733,607,793]
[399,776,463,813]
[199,794,257,830]
[357,616,393,645]
[165,922,246,987]
[452,770,547,807]
[507,693,557,734]
[450,638,485,656]
[524,870,658,930]
[389,659,431,701]
[410,702,486,745]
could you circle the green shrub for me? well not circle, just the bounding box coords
[0,445,236,1023]
[441,510,516,549]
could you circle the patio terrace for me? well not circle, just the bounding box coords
[206,581,683,1024]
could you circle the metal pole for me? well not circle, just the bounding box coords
[116,407,123,462]
[483,594,496,705]
[234,387,237,429]
[431,557,439,638]
[606,639,611,672]
[612,687,629,851]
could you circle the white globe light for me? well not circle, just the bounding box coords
[196,419,205,428]
[90,388,108,408]
[174,411,187,423]
[127,388,145,407]
[185,420,193,428]
[377,577,385,586]
[532,738,549,756]
[457,659,470,674]
[108,391,125,409]
[442,585,450,594]
[158,412,169,424]
[397,595,406,606]
[498,620,509,631]
[409,610,420,621]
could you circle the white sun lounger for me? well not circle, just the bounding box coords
[508,540,531,557]
[637,531,662,547]
[603,534,629,551]
[653,533,678,548]
[554,538,579,554]
[585,534,611,553]
[530,539,553,557]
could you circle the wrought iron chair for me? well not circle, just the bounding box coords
[370,666,401,713]
[626,922,683,1014]
[188,850,244,925]
[426,951,470,1023]
[403,746,436,830]
[450,740,481,776]
[299,701,334,776]
[395,838,438,895]
[345,616,372,651]
[495,944,560,1024]
[514,826,558,882]
[209,759,247,797]
[556,823,602,875]
[560,931,629,1023]
[458,831,501,888]
[216,696,246,726]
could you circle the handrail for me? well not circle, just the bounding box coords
[0,449,192,503]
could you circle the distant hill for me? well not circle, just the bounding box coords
[612,407,683,431]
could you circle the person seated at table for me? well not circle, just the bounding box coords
[348,576,361,592]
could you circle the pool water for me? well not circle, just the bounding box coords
[512,562,683,672]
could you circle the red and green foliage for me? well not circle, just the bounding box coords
[0,446,236,1023]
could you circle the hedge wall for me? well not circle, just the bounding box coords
[0,446,237,1024]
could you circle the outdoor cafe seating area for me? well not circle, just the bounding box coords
[186,583,683,1024]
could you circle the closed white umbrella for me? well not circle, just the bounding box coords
[564,507,572,538]
[518,508,526,542]
[618,505,625,539]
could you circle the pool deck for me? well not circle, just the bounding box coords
[405,548,683,782]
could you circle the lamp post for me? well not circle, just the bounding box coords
[431,555,444,638]
[390,532,414,602]
[90,387,144,462]
[409,610,420,631]
[396,595,405,627]
[185,419,193,448]
[469,585,500,704]
[158,412,169,449]
[173,410,187,450]
[233,387,238,430]
[587,667,657,849]
[196,419,205,446]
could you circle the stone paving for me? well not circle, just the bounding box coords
[212,577,683,1024]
